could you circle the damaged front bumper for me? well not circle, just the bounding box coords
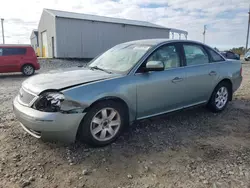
[13,97,86,143]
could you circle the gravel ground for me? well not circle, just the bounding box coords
[0,59,250,188]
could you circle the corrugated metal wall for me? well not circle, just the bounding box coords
[55,18,170,58]
[30,37,37,49]
[38,11,56,57]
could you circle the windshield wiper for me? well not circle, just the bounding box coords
[90,66,112,74]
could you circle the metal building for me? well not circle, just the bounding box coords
[30,29,39,55]
[37,9,188,58]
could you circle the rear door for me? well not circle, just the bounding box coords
[181,43,219,105]
[2,48,27,72]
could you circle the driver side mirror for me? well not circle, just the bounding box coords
[144,61,164,72]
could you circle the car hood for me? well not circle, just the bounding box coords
[22,67,121,95]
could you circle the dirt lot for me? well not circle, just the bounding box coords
[0,59,250,188]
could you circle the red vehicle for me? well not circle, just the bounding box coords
[0,45,40,76]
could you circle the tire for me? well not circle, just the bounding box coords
[78,100,128,147]
[207,82,231,113]
[22,64,35,76]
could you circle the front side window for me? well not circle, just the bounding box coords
[2,48,26,56]
[88,43,152,73]
[147,45,180,70]
[183,44,209,66]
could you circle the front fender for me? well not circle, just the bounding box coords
[62,76,137,122]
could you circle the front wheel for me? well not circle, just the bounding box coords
[207,82,230,113]
[78,100,128,147]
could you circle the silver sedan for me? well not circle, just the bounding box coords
[13,39,242,146]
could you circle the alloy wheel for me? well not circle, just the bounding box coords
[90,108,121,142]
[215,86,228,109]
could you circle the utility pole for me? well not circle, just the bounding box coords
[245,5,250,54]
[203,25,207,44]
[1,18,5,44]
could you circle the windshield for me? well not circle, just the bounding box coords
[88,43,152,73]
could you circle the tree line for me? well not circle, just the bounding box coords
[229,47,249,55]
[214,47,249,55]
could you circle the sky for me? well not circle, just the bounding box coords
[0,0,249,50]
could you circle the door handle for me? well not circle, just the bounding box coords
[172,77,183,83]
[209,71,217,76]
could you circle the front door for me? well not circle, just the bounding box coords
[135,44,187,119]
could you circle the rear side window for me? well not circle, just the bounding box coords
[183,44,209,66]
[207,48,225,62]
[2,48,27,56]
[0,48,2,56]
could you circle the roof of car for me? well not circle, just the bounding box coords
[221,50,237,54]
[0,44,32,48]
[121,39,205,46]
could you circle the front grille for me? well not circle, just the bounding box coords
[18,87,36,105]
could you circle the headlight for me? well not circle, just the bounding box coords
[33,92,85,113]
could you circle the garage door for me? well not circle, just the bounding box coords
[41,31,49,57]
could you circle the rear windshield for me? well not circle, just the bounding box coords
[0,48,27,56]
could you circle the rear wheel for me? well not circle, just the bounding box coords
[22,64,35,76]
[78,100,128,147]
[207,82,231,112]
